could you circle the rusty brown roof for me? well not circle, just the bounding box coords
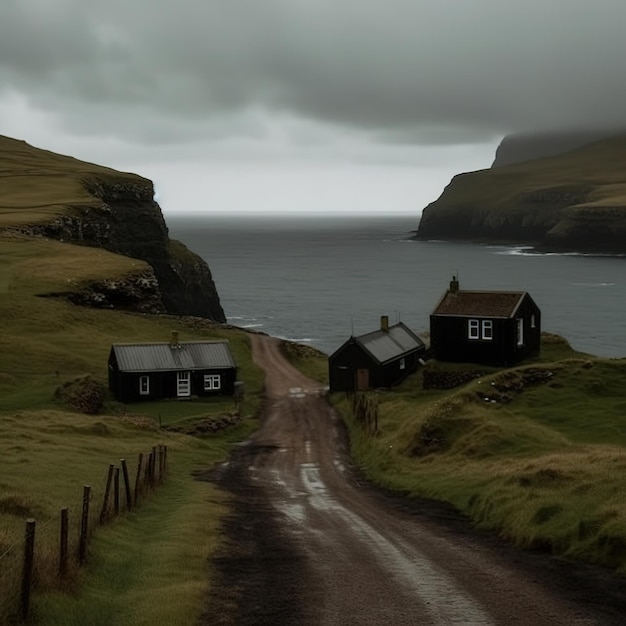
[432,291,527,318]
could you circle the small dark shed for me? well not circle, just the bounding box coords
[108,332,237,403]
[430,277,541,366]
[329,316,426,392]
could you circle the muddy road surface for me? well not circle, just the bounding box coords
[202,335,626,625]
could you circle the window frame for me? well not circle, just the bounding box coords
[516,318,524,346]
[468,319,493,341]
[203,374,221,391]
[139,375,150,395]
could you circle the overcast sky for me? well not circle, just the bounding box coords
[1,0,625,216]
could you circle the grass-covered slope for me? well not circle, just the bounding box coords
[0,135,144,228]
[0,134,226,321]
[0,215,261,621]
[337,336,626,574]
[416,134,626,252]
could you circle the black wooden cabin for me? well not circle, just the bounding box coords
[430,277,541,366]
[329,317,426,392]
[108,333,237,403]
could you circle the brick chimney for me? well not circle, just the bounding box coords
[449,275,460,294]
[380,315,389,332]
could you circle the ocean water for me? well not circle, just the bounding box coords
[167,215,626,359]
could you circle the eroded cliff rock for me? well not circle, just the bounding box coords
[40,268,165,313]
[37,182,225,321]
[0,135,225,321]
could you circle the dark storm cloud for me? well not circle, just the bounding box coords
[1,0,626,145]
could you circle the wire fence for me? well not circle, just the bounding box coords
[0,444,168,623]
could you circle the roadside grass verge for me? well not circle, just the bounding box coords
[335,337,626,574]
[30,432,238,626]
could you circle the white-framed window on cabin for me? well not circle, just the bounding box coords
[399,358,406,370]
[469,319,493,340]
[139,375,150,395]
[517,318,524,346]
[203,374,221,391]
[530,314,536,328]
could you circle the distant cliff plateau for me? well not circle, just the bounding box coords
[417,132,626,254]
[0,135,225,321]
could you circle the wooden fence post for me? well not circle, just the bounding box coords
[100,464,114,524]
[114,467,120,516]
[121,459,132,511]
[147,451,154,487]
[59,507,68,578]
[78,485,91,565]
[152,446,158,484]
[134,453,143,505]
[21,518,36,621]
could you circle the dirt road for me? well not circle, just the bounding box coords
[202,334,626,625]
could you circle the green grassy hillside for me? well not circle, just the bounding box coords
[337,336,626,574]
[0,229,264,623]
[0,135,144,228]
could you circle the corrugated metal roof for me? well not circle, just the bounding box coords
[432,291,526,318]
[356,323,425,364]
[112,341,236,372]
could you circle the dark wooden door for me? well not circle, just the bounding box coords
[355,369,369,391]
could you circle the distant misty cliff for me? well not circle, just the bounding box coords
[416,131,626,253]
[491,129,619,167]
[1,135,225,321]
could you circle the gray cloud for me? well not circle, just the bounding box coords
[2,0,626,148]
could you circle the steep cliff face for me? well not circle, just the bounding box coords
[417,134,626,253]
[37,180,225,321]
[0,136,226,321]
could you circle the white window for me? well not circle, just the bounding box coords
[469,319,493,340]
[517,318,524,346]
[203,374,221,391]
[530,314,536,329]
[139,376,150,395]
[399,358,406,370]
